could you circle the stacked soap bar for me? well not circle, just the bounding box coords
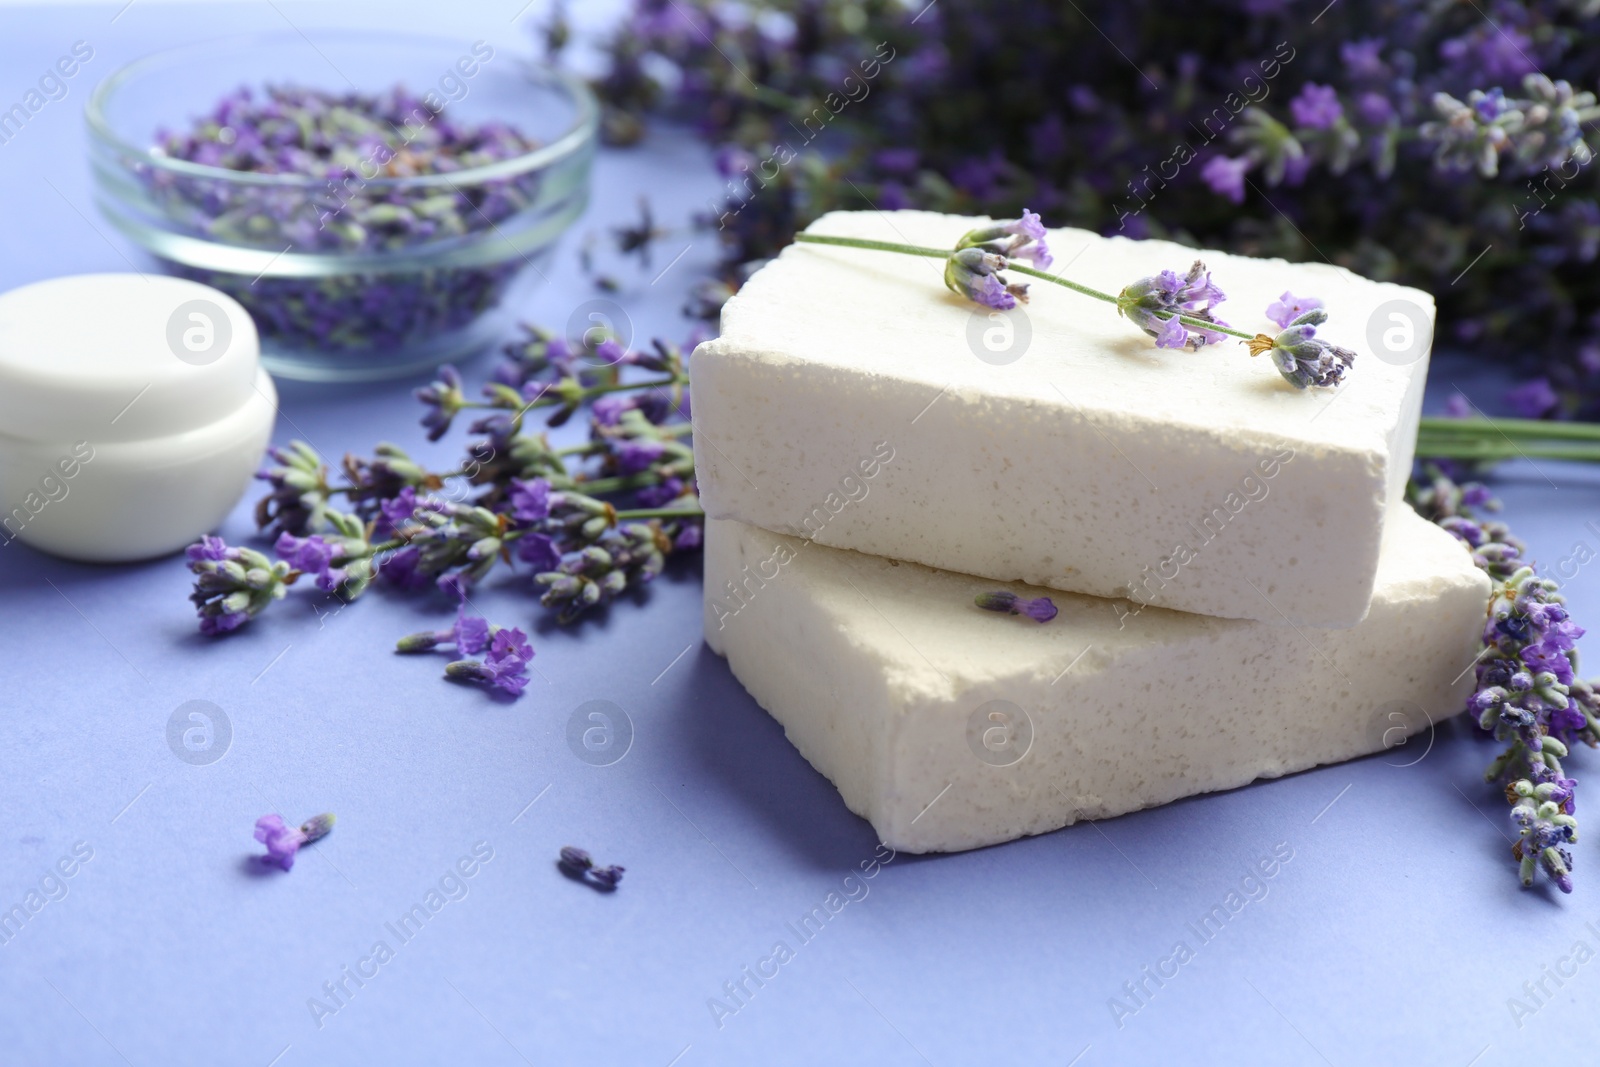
[694,211,1432,627]
[693,211,1488,853]
[704,511,1485,853]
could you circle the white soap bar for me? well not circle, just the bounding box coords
[692,210,1433,628]
[704,507,1486,854]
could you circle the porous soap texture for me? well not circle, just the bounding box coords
[703,507,1487,854]
[691,210,1434,628]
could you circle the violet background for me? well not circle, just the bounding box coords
[2,3,1600,1065]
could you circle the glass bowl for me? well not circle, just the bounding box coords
[86,31,597,382]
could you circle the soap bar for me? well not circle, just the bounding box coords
[691,210,1433,627]
[703,507,1487,854]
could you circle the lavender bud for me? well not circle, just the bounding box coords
[299,813,336,843]
[559,845,593,871]
[588,865,625,889]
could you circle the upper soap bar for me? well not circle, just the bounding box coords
[691,211,1434,627]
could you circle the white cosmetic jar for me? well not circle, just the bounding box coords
[0,274,275,562]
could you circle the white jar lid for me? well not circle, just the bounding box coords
[0,273,261,445]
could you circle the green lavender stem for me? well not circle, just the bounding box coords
[1418,415,1600,462]
[793,232,1261,342]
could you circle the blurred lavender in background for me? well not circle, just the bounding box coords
[572,0,1600,417]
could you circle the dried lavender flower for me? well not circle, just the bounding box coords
[187,536,295,635]
[1116,261,1229,350]
[1245,307,1354,389]
[559,845,623,890]
[254,812,334,871]
[975,590,1058,623]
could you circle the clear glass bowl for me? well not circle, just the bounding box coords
[86,31,597,382]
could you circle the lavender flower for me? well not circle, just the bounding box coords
[1289,83,1344,130]
[955,209,1053,268]
[1245,307,1354,389]
[974,590,1058,623]
[445,627,535,696]
[254,812,334,871]
[255,442,331,538]
[588,865,625,889]
[517,532,562,571]
[944,246,1026,310]
[1116,261,1228,350]
[395,606,491,655]
[1200,155,1249,204]
[275,511,378,597]
[1507,378,1559,419]
[377,486,420,539]
[416,365,468,442]
[535,523,668,623]
[558,845,624,890]
[187,536,294,634]
[509,478,553,523]
[942,211,1054,309]
[1265,292,1325,329]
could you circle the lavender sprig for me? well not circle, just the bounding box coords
[1410,468,1597,893]
[184,328,703,669]
[796,219,1353,389]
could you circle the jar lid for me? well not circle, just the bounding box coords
[0,274,262,445]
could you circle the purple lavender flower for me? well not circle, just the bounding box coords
[588,865,625,889]
[395,606,491,655]
[1246,308,1354,389]
[186,535,230,563]
[955,209,1053,268]
[615,439,668,475]
[1340,39,1386,79]
[1200,155,1249,204]
[942,210,1054,309]
[974,590,1058,622]
[1290,83,1344,130]
[592,394,633,426]
[416,365,468,442]
[1356,91,1395,126]
[254,812,334,871]
[1265,291,1325,329]
[516,532,562,571]
[558,845,623,889]
[380,545,431,590]
[275,532,336,577]
[187,537,294,634]
[1507,378,1559,419]
[445,627,534,696]
[509,478,553,523]
[1116,261,1229,350]
[636,476,686,508]
[377,486,419,538]
[255,442,331,538]
[945,248,1023,310]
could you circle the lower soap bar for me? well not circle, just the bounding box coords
[703,508,1488,853]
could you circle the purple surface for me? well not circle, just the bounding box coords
[3,4,1600,1066]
